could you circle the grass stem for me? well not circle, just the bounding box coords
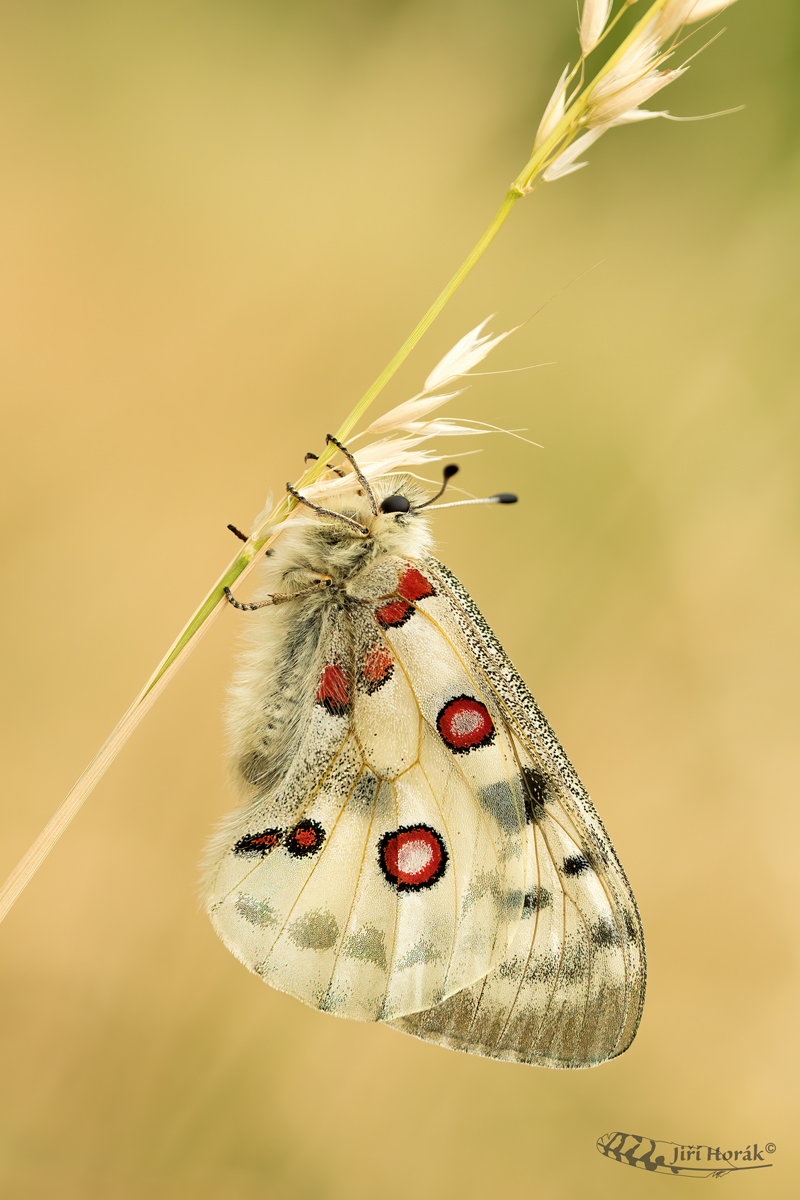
[0,0,690,924]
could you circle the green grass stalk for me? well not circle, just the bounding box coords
[0,0,681,925]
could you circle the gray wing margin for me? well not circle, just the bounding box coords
[410,555,646,1061]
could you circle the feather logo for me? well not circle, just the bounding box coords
[597,1132,776,1177]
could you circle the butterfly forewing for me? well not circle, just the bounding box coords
[384,558,645,1066]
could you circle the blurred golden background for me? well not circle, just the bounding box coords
[1,0,798,1195]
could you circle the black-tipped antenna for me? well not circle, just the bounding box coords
[425,492,518,511]
[326,434,378,514]
[227,523,249,541]
[414,464,460,510]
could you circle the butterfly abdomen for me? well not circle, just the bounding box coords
[227,588,332,796]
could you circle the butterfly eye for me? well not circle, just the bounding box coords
[380,495,411,514]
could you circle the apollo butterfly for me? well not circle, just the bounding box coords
[204,447,645,1068]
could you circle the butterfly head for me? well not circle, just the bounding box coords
[355,474,436,558]
[267,475,434,586]
[379,494,411,515]
[275,454,514,583]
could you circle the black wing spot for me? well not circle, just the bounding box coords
[521,765,550,823]
[562,854,591,877]
[623,908,640,943]
[523,886,552,913]
[522,765,550,805]
[591,918,620,947]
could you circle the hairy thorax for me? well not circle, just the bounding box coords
[226,474,434,797]
[265,474,434,594]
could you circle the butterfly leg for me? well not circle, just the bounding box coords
[304,451,345,478]
[223,573,332,612]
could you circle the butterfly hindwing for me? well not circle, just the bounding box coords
[349,599,527,1017]
[207,563,528,1022]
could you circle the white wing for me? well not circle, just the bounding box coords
[385,558,645,1067]
[206,571,528,1022]
[207,554,644,1066]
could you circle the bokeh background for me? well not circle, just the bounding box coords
[1,0,798,1196]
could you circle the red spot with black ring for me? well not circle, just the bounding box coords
[233,827,285,857]
[379,825,448,891]
[437,696,495,753]
[398,567,436,603]
[361,644,394,693]
[286,819,325,858]
[315,661,350,716]
[375,599,412,629]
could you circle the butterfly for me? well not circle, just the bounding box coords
[204,438,645,1068]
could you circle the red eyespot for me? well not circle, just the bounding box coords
[233,828,285,857]
[379,825,448,891]
[374,568,435,628]
[315,661,350,716]
[437,696,495,753]
[375,599,412,629]
[361,644,394,693]
[398,567,435,603]
[286,820,325,858]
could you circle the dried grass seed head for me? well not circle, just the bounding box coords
[580,0,613,56]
